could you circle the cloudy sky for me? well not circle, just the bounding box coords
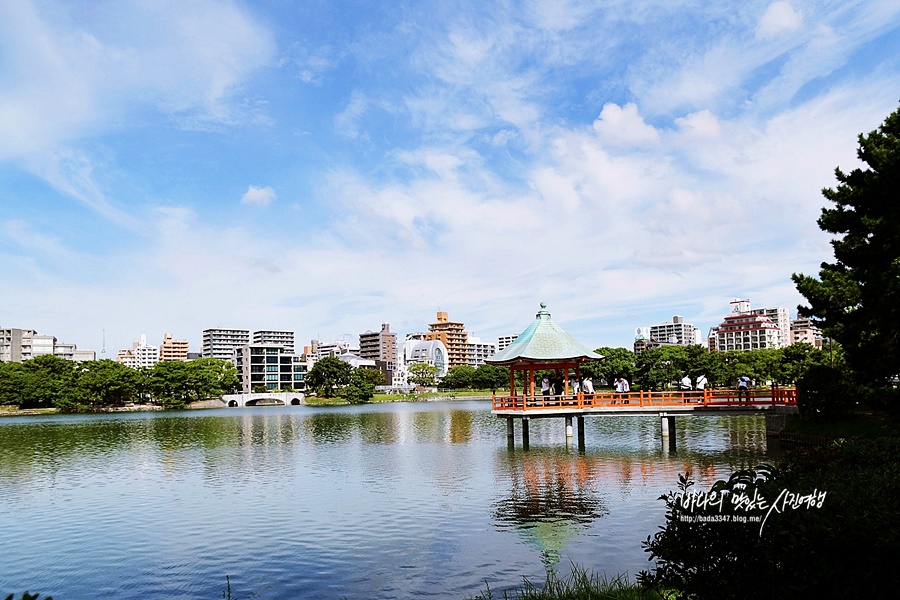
[2,0,899,356]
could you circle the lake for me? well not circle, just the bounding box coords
[0,401,771,599]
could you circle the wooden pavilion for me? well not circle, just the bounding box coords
[486,302,603,403]
[485,303,603,444]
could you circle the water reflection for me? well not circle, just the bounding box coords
[493,449,609,567]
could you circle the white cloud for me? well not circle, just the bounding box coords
[592,103,660,146]
[757,2,803,38]
[241,185,276,206]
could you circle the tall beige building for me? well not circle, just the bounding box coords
[425,312,469,368]
[159,333,190,361]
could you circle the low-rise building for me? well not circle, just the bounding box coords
[1,327,95,363]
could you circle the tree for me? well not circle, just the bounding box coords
[341,368,376,404]
[147,360,191,409]
[75,359,140,407]
[474,364,510,393]
[792,104,900,384]
[407,362,439,387]
[357,367,386,387]
[183,358,239,400]
[441,365,476,389]
[635,346,688,390]
[22,354,78,409]
[590,347,635,386]
[306,356,352,397]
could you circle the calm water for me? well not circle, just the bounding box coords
[0,401,771,599]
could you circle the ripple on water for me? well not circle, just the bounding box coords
[0,404,770,599]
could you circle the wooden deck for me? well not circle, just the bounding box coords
[491,387,797,417]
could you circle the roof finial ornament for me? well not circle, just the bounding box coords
[537,302,550,318]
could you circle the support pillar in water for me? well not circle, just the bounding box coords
[577,416,585,449]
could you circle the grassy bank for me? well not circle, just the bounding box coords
[470,566,668,600]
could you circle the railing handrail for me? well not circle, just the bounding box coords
[492,387,797,411]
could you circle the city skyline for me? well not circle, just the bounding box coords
[2,1,899,356]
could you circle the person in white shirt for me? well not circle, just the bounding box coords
[696,374,707,390]
[582,376,594,400]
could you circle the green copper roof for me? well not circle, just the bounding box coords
[486,303,603,365]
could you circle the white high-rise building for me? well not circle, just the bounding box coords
[497,335,518,351]
[648,316,702,346]
[252,330,295,353]
[117,334,159,369]
[202,328,250,360]
[465,336,496,367]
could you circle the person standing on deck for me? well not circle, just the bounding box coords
[695,374,708,403]
[541,376,551,398]
[737,376,750,403]
[582,376,594,401]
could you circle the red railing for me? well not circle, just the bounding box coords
[491,387,797,412]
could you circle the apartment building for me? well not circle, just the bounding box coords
[649,316,702,346]
[497,335,518,351]
[113,334,159,369]
[424,312,469,368]
[465,336,496,367]
[233,344,306,393]
[790,317,825,349]
[712,300,781,351]
[252,330,295,352]
[159,333,190,361]
[202,328,250,360]
[1,327,94,363]
[359,323,397,362]
[359,323,398,385]
[303,338,353,363]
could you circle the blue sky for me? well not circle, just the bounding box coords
[2,0,899,357]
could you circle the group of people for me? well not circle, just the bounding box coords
[679,374,709,391]
[538,373,627,400]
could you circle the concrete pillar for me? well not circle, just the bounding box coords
[522,418,530,449]
[565,416,573,439]
[660,413,670,437]
[507,417,515,441]
[577,416,585,449]
[668,416,677,451]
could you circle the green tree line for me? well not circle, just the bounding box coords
[0,355,239,411]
